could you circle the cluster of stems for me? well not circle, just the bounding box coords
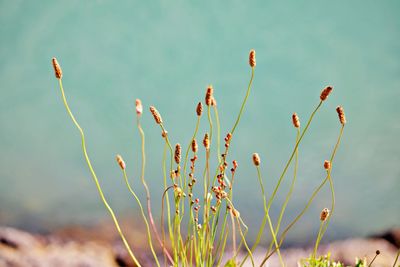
[52,50,346,267]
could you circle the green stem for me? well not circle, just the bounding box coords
[256,166,284,267]
[231,67,254,134]
[122,170,160,267]
[259,124,345,265]
[137,118,174,265]
[57,79,141,267]
[313,221,324,260]
[266,128,300,256]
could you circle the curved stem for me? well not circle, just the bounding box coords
[122,170,160,267]
[259,124,345,265]
[57,79,141,267]
[137,118,174,265]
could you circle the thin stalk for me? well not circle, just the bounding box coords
[231,67,254,134]
[161,185,175,266]
[213,105,221,162]
[57,79,141,266]
[241,101,323,267]
[266,128,300,256]
[230,210,237,262]
[122,170,160,267]
[256,166,284,266]
[259,124,345,265]
[392,248,400,267]
[162,142,174,266]
[137,117,174,265]
[312,220,324,259]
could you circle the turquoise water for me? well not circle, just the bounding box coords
[0,1,399,244]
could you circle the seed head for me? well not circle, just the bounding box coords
[252,153,260,166]
[205,85,213,106]
[320,86,333,101]
[324,160,331,170]
[336,106,346,125]
[320,208,330,221]
[249,49,256,68]
[203,133,210,150]
[149,106,163,124]
[52,57,62,79]
[174,143,181,164]
[232,160,238,169]
[292,113,300,128]
[116,154,126,170]
[135,99,143,116]
[196,102,203,116]
[191,139,198,153]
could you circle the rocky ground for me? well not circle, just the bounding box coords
[0,224,398,267]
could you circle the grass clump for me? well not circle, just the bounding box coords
[51,51,358,267]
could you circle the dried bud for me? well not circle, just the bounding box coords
[232,160,238,169]
[191,139,198,153]
[320,208,330,221]
[203,133,210,150]
[336,106,346,125]
[149,106,163,124]
[292,113,300,128]
[232,208,240,217]
[249,49,256,68]
[320,86,333,101]
[324,160,331,170]
[197,224,202,230]
[196,102,203,116]
[252,153,260,166]
[205,85,213,106]
[174,143,181,164]
[116,154,126,170]
[52,57,62,79]
[161,130,168,138]
[135,99,143,116]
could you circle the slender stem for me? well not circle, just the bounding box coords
[231,67,254,134]
[137,117,174,265]
[266,128,300,256]
[241,101,323,267]
[213,105,221,162]
[161,185,175,266]
[392,248,400,267]
[259,124,345,265]
[122,170,160,267]
[57,79,141,267]
[256,166,284,266]
[312,220,324,259]
[230,210,237,262]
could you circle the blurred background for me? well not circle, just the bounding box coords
[0,0,399,250]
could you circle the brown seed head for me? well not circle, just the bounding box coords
[205,85,213,106]
[252,153,260,166]
[135,99,143,116]
[116,154,126,170]
[336,106,346,125]
[52,57,62,79]
[324,160,331,170]
[203,133,210,150]
[149,106,163,124]
[232,160,238,169]
[174,143,181,164]
[320,208,330,221]
[320,86,333,101]
[196,102,203,116]
[249,49,256,68]
[292,113,300,128]
[191,139,198,153]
